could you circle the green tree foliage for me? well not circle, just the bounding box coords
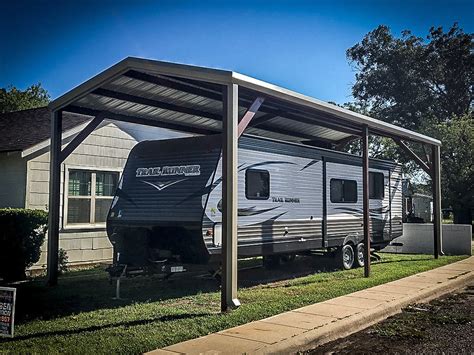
[341,101,419,174]
[346,23,473,223]
[424,115,473,223]
[347,23,473,130]
[0,83,50,113]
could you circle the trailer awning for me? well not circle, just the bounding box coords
[50,57,441,147]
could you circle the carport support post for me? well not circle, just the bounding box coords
[46,110,62,286]
[221,83,240,312]
[431,145,442,258]
[362,125,370,277]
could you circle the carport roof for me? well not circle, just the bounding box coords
[49,57,441,147]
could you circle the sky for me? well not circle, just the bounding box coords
[0,0,473,105]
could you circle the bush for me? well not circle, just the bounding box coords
[0,208,48,281]
[58,248,69,274]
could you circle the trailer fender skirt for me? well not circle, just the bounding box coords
[343,234,363,246]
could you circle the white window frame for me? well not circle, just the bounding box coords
[63,165,122,229]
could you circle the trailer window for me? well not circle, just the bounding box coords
[67,169,119,225]
[330,179,357,203]
[369,172,385,199]
[246,169,270,200]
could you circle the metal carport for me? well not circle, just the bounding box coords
[47,57,442,311]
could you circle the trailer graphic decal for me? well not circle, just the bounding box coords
[237,205,282,217]
[141,179,188,191]
[333,206,390,219]
[241,161,297,171]
[300,159,320,171]
[136,165,201,177]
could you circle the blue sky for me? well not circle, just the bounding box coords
[1,0,472,104]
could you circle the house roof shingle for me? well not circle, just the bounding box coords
[0,107,90,153]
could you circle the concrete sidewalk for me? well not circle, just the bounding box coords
[149,257,473,355]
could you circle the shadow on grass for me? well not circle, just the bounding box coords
[1,312,212,343]
[376,256,434,264]
[12,269,220,324]
[11,253,429,324]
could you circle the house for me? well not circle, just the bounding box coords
[0,107,188,271]
[411,193,433,223]
[401,179,433,223]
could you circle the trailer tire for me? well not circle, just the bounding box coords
[281,254,296,263]
[263,255,280,268]
[336,244,354,270]
[354,243,365,267]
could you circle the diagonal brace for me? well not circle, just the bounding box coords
[60,112,107,163]
[237,97,265,137]
[249,112,279,127]
[393,138,432,176]
[334,135,360,151]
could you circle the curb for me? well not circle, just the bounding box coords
[259,264,473,354]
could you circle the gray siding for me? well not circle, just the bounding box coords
[204,146,324,252]
[26,123,135,211]
[0,151,27,208]
[325,163,395,244]
[202,138,402,253]
[27,122,189,269]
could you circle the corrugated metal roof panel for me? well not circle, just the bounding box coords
[51,57,440,146]
[105,76,223,114]
[268,117,350,141]
[76,93,223,132]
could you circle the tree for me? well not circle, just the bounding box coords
[341,101,420,176]
[347,23,473,129]
[0,84,50,113]
[425,114,473,224]
[346,23,473,224]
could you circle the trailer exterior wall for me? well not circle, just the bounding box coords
[204,136,402,256]
[106,134,403,269]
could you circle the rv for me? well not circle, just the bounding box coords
[106,134,403,276]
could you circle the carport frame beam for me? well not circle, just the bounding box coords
[46,110,62,286]
[432,145,442,258]
[60,112,106,163]
[362,125,371,277]
[392,137,442,258]
[221,83,240,312]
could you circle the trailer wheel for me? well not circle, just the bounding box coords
[263,255,280,268]
[280,254,296,263]
[336,244,354,270]
[355,243,365,267]
[208,269,222,285]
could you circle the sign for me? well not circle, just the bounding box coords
[0,287,16,338]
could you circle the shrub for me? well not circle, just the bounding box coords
[0,208,48,281]
[58,248,69,274]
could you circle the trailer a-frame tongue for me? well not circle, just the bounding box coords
[47,57,442,312]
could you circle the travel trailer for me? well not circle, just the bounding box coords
[106,134,403,277]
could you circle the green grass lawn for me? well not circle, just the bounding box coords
[0,253,467,354]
